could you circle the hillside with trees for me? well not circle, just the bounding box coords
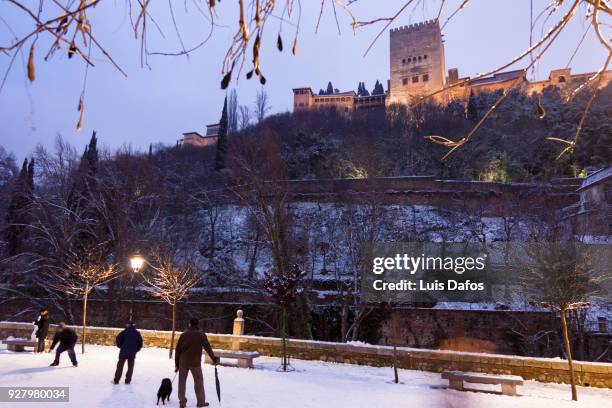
[0,83,609,349]
[242,83,611,182]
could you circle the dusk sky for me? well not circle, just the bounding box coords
[0,0,608,160]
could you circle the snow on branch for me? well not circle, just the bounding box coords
[144,251,199,306]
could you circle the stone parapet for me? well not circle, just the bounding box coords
[2,321,610,388]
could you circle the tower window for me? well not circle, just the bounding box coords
[402,78,408,85]
[423,74,429,82]
[412,76,419,83]
[558,76,566,83]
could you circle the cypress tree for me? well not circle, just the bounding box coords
[86,131,98,177]
[66,131,102,256]
[326,81,334,95]
[5,158,33,256]
[361,82,370,96]
[467,90,478,121]
[27,158,34,190]
[372,80,384,95]
[215,97,228,171]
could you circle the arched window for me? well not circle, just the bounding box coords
[424,54,428,59]
[418,56,422,61]
[402,58,406,64]
[558,76,566,83]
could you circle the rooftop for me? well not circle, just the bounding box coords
[470,69,526,86]
[578,167,612,191]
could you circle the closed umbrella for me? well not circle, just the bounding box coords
[215,366,221,404]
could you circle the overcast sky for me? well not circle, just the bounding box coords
[0,1,608,160]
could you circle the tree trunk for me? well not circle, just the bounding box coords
[248,236,259,280]
[350,307,363,342]
[82,287,88,354]
[393,345,399,384]
[209,221,216,259]
[340,299,348,343]
[281,306,288,371]
[169,303,176,359]
[560,309,578,401]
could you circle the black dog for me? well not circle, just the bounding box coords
[157,378,172,405]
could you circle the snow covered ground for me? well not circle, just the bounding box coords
[1,344,611,408]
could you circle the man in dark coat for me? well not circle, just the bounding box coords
[49,322,78,367]
[175,318,219,408]
[113,321,143,384]
[34,308,50,353]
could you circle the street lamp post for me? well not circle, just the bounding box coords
[129,255,145,321]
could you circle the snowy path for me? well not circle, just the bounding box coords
[1,344,611,408]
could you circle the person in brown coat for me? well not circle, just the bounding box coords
[175,318,219,408]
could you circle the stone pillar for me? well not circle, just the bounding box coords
[231,310,245,351]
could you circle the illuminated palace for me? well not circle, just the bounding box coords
[293,20,611,113]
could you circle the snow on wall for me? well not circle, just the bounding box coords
[2,321,612,388]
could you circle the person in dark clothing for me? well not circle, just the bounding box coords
[113,321,143,384]
[49,322,78,367]
[34,309,50,353]
[175,318,219,408]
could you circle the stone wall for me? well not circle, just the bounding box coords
[2,321,610,388]
[382,308,559,355]
[282,177,579,216]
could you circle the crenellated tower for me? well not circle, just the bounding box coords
[388,20,446,105]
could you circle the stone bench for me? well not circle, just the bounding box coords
[205,349,260,368]
[3,338,38,352]
[442,370,524,396]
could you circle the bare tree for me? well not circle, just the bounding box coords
[144,250,198,359]
[189,190,221,259]
[263,263,306,371]
[336,197,388,342]
[21,138,117,353]
[239,105,252,130]
[254,88,271,123]
[44,242,117,354]
[518,242,609,401]
[228,89,239,134]
[0,146,18,186]
[229,130,313,341]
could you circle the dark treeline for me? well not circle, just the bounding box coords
[256,83,611,182]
